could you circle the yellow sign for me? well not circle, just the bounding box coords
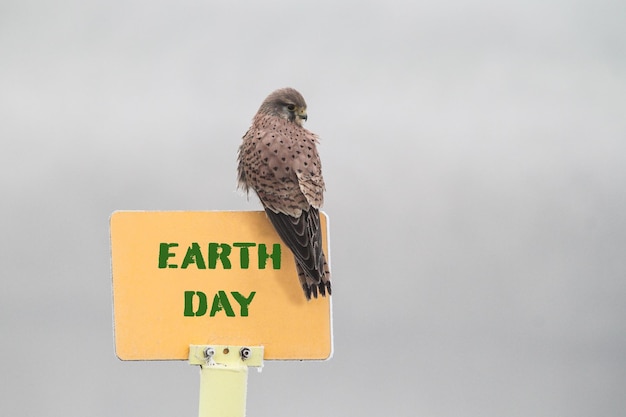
[110,211,332,361]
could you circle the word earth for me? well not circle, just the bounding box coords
[159,242,281,269]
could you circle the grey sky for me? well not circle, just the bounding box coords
[1,0,625,416]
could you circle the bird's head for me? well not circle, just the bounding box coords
[258,87,308,127]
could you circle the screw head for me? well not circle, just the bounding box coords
[204,347,215,358]
[239,347,251,360]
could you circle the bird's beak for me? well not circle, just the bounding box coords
[293,108,307,126]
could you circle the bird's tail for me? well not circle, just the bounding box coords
[296,254,331,300]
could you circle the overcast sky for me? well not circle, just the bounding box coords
[1,0,625,416]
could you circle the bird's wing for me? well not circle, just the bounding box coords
[264,206,325,284]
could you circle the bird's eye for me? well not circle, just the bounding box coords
[286,104,296,111]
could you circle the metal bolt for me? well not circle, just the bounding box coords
[204,347,215,358]
[239,347,251,360]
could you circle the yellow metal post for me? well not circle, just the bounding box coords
[189,345,264,417]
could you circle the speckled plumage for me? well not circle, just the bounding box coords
[237,88,331,300]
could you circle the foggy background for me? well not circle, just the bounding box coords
[1,0,625,416]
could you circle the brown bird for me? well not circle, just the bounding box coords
[237,88,331,300]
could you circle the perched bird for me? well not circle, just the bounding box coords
[237,88,331,300]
